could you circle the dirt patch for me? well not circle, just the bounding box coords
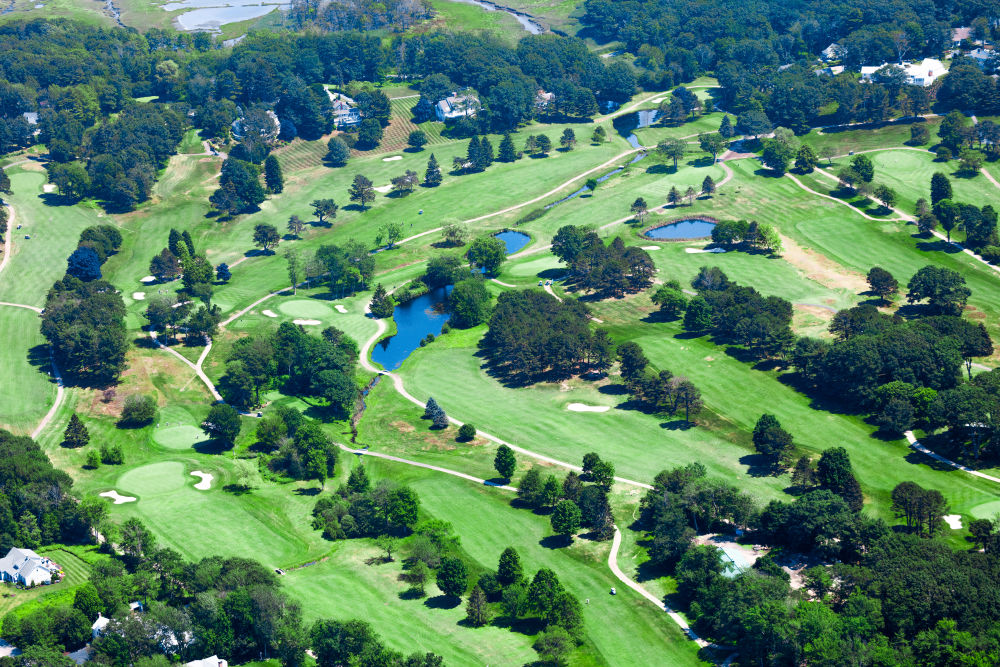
[794,304,835,320]
[779,234,868,293]
[391,420,415,433]
[703,355,715,362]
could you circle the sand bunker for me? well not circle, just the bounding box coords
[641,245,661,250]
[685,247,726,254]
[943,514,962,529]
[334,305,348,313]
[650,97,666,104]
[262,309,278,318]
[42,183,55,193]
[100,490,137,504]
[382,155,403,161]
[132,292,145,300]
[293,319,322,325]
[190,470,213,490]
[140,275,157,283]
[374,184,392,193]
[567,403,610,413]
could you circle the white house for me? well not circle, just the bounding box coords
[815,65,845,77]
[328,92,362,128]
[91,613,110,640]
[860,58,947,87]
[0,548,57,587]
[821,43,843,61]
[185,657,228,667]
[435,92,478,122]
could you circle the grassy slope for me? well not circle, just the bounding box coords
[0,307,55,435]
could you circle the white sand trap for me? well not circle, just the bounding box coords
[382,155,403,161]
[374,184,392,194]
[293,319,322,325]
[685,247,727,254]
[944,514,962,529]
[262,309,278,318]
[132,292,145,300]
[190,470,213,490]
[641,245,661,250]
[43,183,55,193]
[334,304,348,313]
[567,403,611,413]
[140,275,157,283]
[650,97,666,104]
[100,490,137,504]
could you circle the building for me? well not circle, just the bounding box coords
[967,48,996,69]
[91,613,110,640]
[953,26,973,47]
[329,92,362,128]
[435,92,478,122]
[534,89,555,112]
[0,548,58,587]
[821,43,843,61]
[185,657,228,667]
[860,58,947,87]
[815,65,845,77]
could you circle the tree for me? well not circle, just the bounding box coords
[736,109,771,137]
[326,137,349,166]
[719,115,734,138]
[349,174,375,210]
[683,296,712,331]
[284,247,302,294]
[591,126,606,143]
[263,154,283,194]
[497,547,523,587]
[590,460,615,489]
[202,403,241,446]
[698,132,727,162]
[466,236,506,276]
[369,283,394,319]
[448,278,491,328]
[436,557,468,598]
[493,444,516,480]
[0,166,9,194]
[685,186,696,205]
[673,379,703,424]
[423,397,442,420]
[85,449,101,469]
[62,413,89,448]
[67,247,102,282]
[347,465,370,493]
[761,139,795,174]
[668,186,681,206]
[216,263,231,283]
[407,129,427,150]
[931,172,952,205]
[424,153,442,186]
[465,585,491,627]
[390,171,419,197]
[795,145,818,173]
[559,128,576,150]
[873,184,897,211]
[357,118,384,149]
[287,215,305,238]
[959,148,985,174]
[657,138,686,169]
[752,414,794,468]
[377,222,404,249]
[701,175,716,197]
[630,197,648,223]
[253,224,280,252]
[403,560,430,596]
[851,154,875,183]
[457,423,476,442]
[550,500,582,541]
[312,199,338,224]
[816,447,863,512]
[867,266,898,302]
[906,265,971,315]
[791,456,814,489]
[536,134,552,155]
[651,283,687,319]
[498,134,516,162]
[119,394,157,427]
[149,248,181,281]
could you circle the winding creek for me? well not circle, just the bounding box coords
[445,0,544,33]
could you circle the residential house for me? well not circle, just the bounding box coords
[91,614,110,639]
[953,26,973,47]
[435,92,478,122]
[0,548,58,587]
[534,89,555,112]
[185,657,228,667]
[821,43,843,61]
[329,92,362,128]
[860,58,947,87]
[967,48,996,69]
[815,65,845,77]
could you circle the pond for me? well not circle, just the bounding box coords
[495,230,531,254]
[445,0,543,33]
[371,286,452,371]
[644,219,716,240]
[162,0,287,31]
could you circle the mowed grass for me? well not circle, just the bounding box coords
[284,457,706,667]
[799,117,944,156]
[0,546,95,619]
[0,307,55,435]
[415,0,530,44]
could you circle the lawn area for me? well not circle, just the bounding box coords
[418,0,530,44]
[798,117,943,156]
[0,307,54,435]
[0,545,97,619]
[0,0,111,26]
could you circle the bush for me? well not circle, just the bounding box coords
[99,443,124,465]
[457,423,476,441]
[516,208,548,226]
[935,146,952,161]
[118,394,157,427]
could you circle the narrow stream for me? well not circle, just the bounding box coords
[444,0,544,33]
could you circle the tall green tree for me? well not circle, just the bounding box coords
[494,444,516,480]
[264,154,283,193]
[349,174,375,210]
[424,153,442,186]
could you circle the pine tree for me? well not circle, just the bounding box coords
[168,228,183,257]
[369,283,394,319]
[423,397,441,419]
[498,134,516,162]
[701,175,716,196]
[719,115,734,138]
[668,186,681,206]
[0,166,10,194]
[181,230,195,256]
[432,405,449,429]
[63,414,89,448]
[264,154,284,194]
[494,444,516,480]
[477,136,494,170]
[424,154,442,187]
[347,465,370,493]
[465,585,491,627]
[467,136,482,171]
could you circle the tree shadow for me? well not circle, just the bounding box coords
[294,487,322,496]
[39,192,79,207]
[424,595,461,610]
[659,419,694,431]
[916,239,961,253]
[539,535,570,550]
[397,588,426,600]
[222,484,253,495]
[193,439,231,455]
[597,383,628,396]
[485,476,510,487]
[645,164,674,175]
[739,453,779,478]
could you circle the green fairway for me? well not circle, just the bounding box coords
[970,500,1000,520]
[0,307,54,435]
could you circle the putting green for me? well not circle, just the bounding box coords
[153,425,206,450]
[970,500,1000,520]
[118,462,188,496]
[277,299,334,319]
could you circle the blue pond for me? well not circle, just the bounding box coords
[371,286,452,370]
[644,219,716,240]
[495,230,531,254]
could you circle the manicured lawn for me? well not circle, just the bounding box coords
[0,307,55,435]
[0,545,96,619]
[799,117,943,156]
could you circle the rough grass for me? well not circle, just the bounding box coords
[0,307,55,435]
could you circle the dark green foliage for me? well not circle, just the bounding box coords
[407,129,427,150]
[930,172,952,205]
[866,266,898,302]
[550,500,582,539]
[494,444,515,479]
[424,153,442,186]
[211,158,265,216]
[118,394,156,428]
[325,137,350,166]
[201,403,241,446]
[252,223,280,252]
[215,263,231,283]
[497,547,523,587]
[99,442,123,465]
[312,476,419,540]
[263,154,283,193]
[311,617,443,667]
[498,134,516,162]
[348,174,375,210]
[551,226,653,297]
[66,247,102,282]
[356,118,384,149]
[457,423,476,441]
[62,414,89,449]
[436,557,468,598]
[906,265,971,315]
[752,414,794,470]
[369,283,395,319]
[447,277,491,328]
[465,235,506,276]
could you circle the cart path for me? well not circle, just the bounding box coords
[148,331,222,401]
[905,431,1000,484]
[337,443,516,491]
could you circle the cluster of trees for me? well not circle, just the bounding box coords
[923,167,999,258]
[709,219,782,254]
[65,225,121,283]
[481,290,614,384]
[551,226,655,297]
[684,267,794,360]
[219,322,358,413]
[210,157,266,217]
[616,340,703,424]
[146,230,223,342]
[312,465,420,540]
[0,429,105,555]
[516,455,616,542]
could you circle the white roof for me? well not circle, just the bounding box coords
[185,657,227,667]
[0,548,54,581]
[92,614,110,632]
[969,48,993,60]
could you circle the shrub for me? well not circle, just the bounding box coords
[118,394,157,427]
[457,423,476,441]
[516,208,548,226]
[935,146,952,161]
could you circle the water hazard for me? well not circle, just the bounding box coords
[495,230,531,254]
[644,219,716,240]
[372,286,452,370]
